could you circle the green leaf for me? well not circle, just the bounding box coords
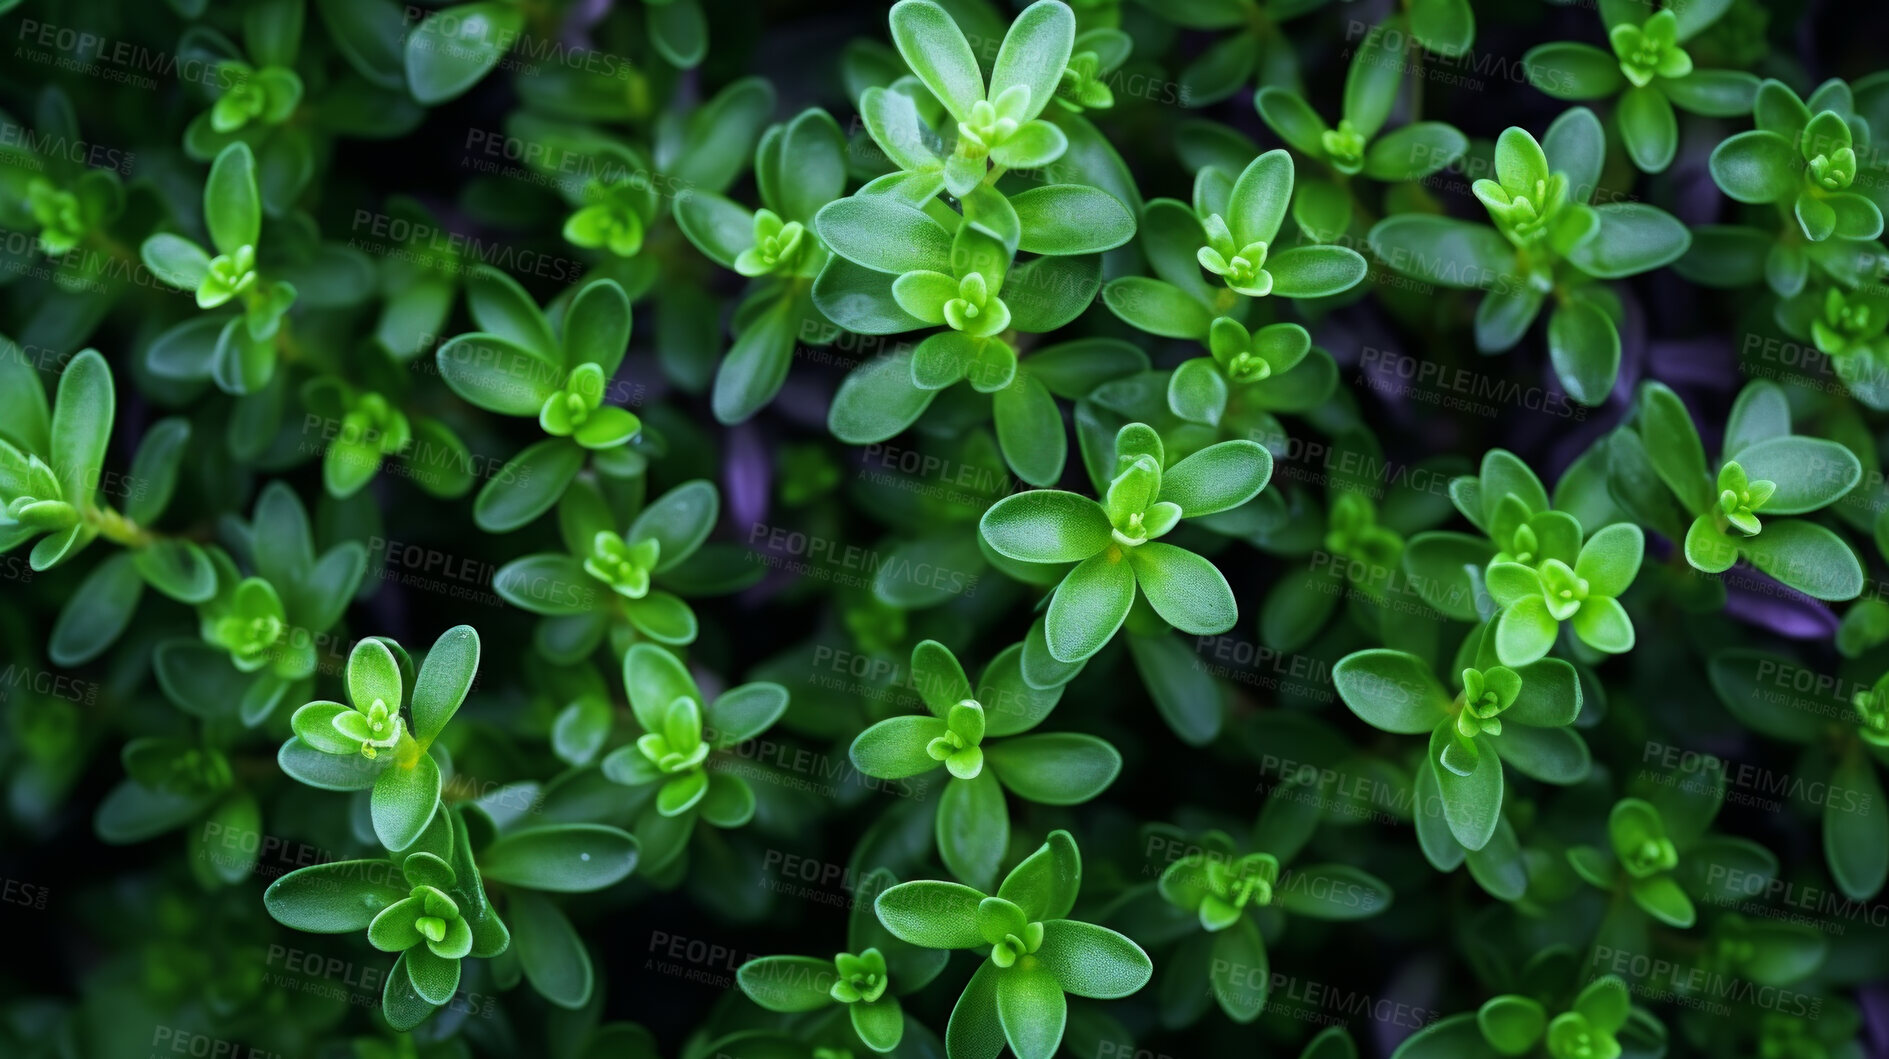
[1011,185,1135,255]
[994,372,1067,488]
[405,1,524,104]
[49,553,143,666]
[474,438,585,533]
[713,295,801,425]
[372,751,441,852]
[1274,864,1391,919]
[875,880,988,948]
[981,490,1110,563]
[1664,69,1761,116]
[205,143,261,255]
[938,769,1008,889]
[1637,382,1711,514]
[264,860,408,932]
[996,830,1081,921]
[51,349,114,503]
[436,334,562,415]
[990,0,1074,124]
[888,0,983,121]
[1524,42,1624,99]
[140,233,212,291]
[1709,130,1800,203]
[1409,0,1475,56]
[1368,215,1515,288]
[1266,245,1368,298]
[132,539,216,604]
[829,350,937,444]
[1429,724,1503,850]
[1745,519,1863,601]
[1567,204,1691,279]
[1228,149,1293,247]
[510,888,594,1008]
[1364,122,1468,182]
[1159,440,1270,516]
[1825,745,1889,900]
[1617,84,1677,172]
[986,733,1120,805]
[465,266,556,356]
[1491,724,1591,784]
[479,824,638,892]
[1735,436,1860,513]
[1102,277,1212,339]
[411,625,478,745]
[1478,995,1546,1056]
[1333,650,1452,734]
[1254,88,1327,157]
[647,0,707,67]
[851,716,948,779]
[1545,299,1618,405]
[1343,22,1402,137]
[1027,921,1140,1004]
[1209,916,1268,1021]
[738,956,838,1012]
[816,195,954,274]
[630,479,720,572]
[1127,543,1236,636]
[995,963,1065,1059]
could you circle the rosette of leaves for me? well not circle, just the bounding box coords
[1483,520,1643,667]
[494,477,728,658]
[1404,449,1573,624]
[874,0,1076,198]
[1708,649,1889,900]
[301,373,474,500]
[873,831,1153,1059]
[0,90,126,289]
[816,178,1135,486]
[1335,624,1588,851]
[1523,1,1758,172]
[435,271,644,532]
[1369,109,1691,404]
[1395,975,1665,1059]
[676,107,847,424]
[980,423,1270,663]
[284,626,480,851]
[1167,317,1326,429]
[599,643,790,877]
[264,806,508,1030]
[1152,789,1392,1022]
[168,482,366,725]
[1768,280,1889,410]
[0,350,224,666]
[180,0,318,207]
[1710,79,1886,245]
[850,640,1117,887]
[1566,769,1778,931]
[93,736,262,890]
[141,143,299,395]
[735,869,950,1053]
[1632,380,1864,601]
[1255,18,1468,238]
[1104,151,1368,341]
[1053,27,1129,114]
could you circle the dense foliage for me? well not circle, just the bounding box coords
[3,0,1889,1057]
